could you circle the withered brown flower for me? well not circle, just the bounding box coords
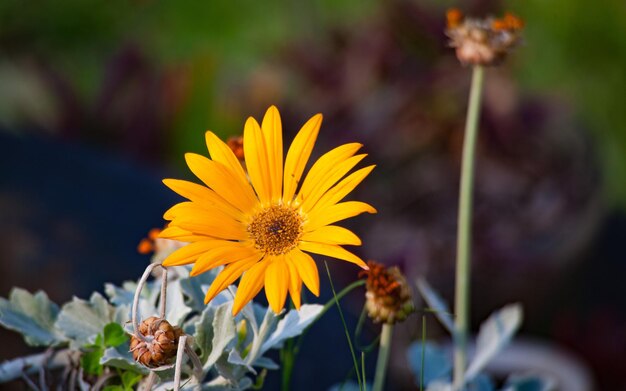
[360,261,414,324]
[130,316,183,367]
[446,8,524,66]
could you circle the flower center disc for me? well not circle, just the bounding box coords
[248,205,303,255]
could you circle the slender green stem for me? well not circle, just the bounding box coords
[372,323,393,391]
[285,279,366,390]
[280,339,294,391]
[325,262,363,391]
[453,65,484,390]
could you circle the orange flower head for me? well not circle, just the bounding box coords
[161,106,376,315]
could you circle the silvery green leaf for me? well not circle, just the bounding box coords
[416,278,455,335]
[214,353,240,383]
[0,288,64,346]
[183,314,199,336]
[406,342,452,386]
[241,303,269,342]
[180,267,220,311]
[252,356,279,370]
[465,303,523,381]
[426,381,453,391]
[100,346,148,374]
[164,279,192,326]
[469,374,495,391]
[194,305,216,363]
[255,308,278,357]
[260,304,323,354]
[208,289,235,308]
[55,292,115,347]
[105,283,157,323]
[205,302,236,369]
[227,349,256,374]
[202,376,253,390]
[502,374,556,391]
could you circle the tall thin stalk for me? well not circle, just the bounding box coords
[372,323,393,391]
[453,65,484,390]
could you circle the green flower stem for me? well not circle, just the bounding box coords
[283,279,366,391]
[372,323,394,391]
[453,65,484,390]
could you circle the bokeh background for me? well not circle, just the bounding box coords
[1,0,625,389]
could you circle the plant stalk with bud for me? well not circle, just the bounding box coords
[446,8,524,390]
[361,261,414,391]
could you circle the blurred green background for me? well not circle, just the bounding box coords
[0,0,624,202]
[1,0,625,390]
[0,0,623,203]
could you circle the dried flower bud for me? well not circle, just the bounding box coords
[360,261,414,324]
[227,135,245,160]
[445,9,524,66]
[130,317,183,367]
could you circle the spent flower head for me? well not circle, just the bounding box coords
[446,8,524,66]
[360,261,414,324]
[130,317,183,368]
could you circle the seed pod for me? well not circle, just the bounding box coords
[130,317,183,367]
[445,9,524,66]
[360,261,414,324]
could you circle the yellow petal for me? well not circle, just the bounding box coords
[162,240,227,266]
[261,106,283,202]
[159,226,205,242]
[185,153,257,213]
[190,244,257,276]
[203,255,261,304]
[306,201,377,231]
[288,248,320,296]
[297,143,362,205]
[283,113,322,203]
[309,165,375,213]
[264,256,289,314]
[168,205,247,240]
[299,242,367,269]
[205,131,250,189]
[299,154,367,212]
[243,117,271,205]
[163,178,244,220]
[232,259,270,315]
[301,225,362,246]
[285,258,302,310]
[163,201,242,225]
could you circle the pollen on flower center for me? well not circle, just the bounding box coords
[247,205,303,255]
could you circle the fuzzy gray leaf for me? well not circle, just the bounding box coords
[179,267,220,311]
[194,305,216,362]
[406,342,452,387]
[100,346,148,374]
[260,304,323,354]
[55,292,115,347]
[205,302,236,369]
[164,279,192,326]
[416,278,456,335]
[252,356,279,370]
[465,303,523,381]
[105,283,157,323]
[0,288,64,346]
[227,349,255,375]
